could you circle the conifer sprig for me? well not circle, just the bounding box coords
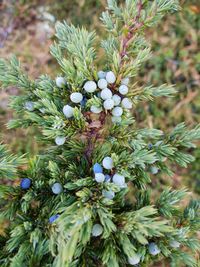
[0,1,199,267]
[0,144,25,179]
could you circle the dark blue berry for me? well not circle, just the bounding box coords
[20,178,31,190]
[93,163,103,174]
[105,174,111,182]
[148,143,153,150]
[49,214,59,224]
[80,96,87,107]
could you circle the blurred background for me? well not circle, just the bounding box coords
[0,1,199,199]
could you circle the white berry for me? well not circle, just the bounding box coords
[70,92,83,103]
[98,79,108,89]
[121,77,130,86]
[90,105,102,114]
[56,76,66,88]
[95,173,105,183]
[103,99,114,110]
[128,254,140,265]
[119,85,128,95]
[113,173,125,187]
[102,157,113,170]
[51,183,63,194]
[24,101,34,111]
[63,105,74,118]
[100,88,112,100]
[112,107,123,117]
[84,81,97,93]
[121,98,133,109]
[111,116,122,124]
[102,190,115,200]
[92,224,103,237]
[112,94,121,106]
[98,71,106,79]
[106,71,116,84]
[55,136,66,146]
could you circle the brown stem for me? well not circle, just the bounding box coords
[135,0,143,24]
[84,2,144,164]
[84,111,106,165]
[120,0,143,62]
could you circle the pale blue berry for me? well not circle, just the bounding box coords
[24,101,34,111]
[92,224,103,237]
[103,99,114,110]
[98,71,106,79]
[119,84,128,95]
[121,98,132,109]
[70,92,83,103]
[128,254,140,265]
[148,243,161,255]
[112,107,123,117]
[98,79,108,89]
[102,157,113,170]
[112,94,121,106]
[55,136,66,146]
[63,105,74,118]
[56,77,66,88]
[112,173,125,187]
[90,105,102,114]
[95,173,105,183]
[102,190,115,200]
[121,77,130,86]
[84,81,97,93]
[106,71,116,84]
[100,88,112,100]
[51,183,63,194]
[150,166,159,174]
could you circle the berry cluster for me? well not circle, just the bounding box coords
[61,70,132,124]
[24,72,133,147]
[93,156,127,201]
[87,71,132,124]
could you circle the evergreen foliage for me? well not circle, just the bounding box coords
[0,144,25,179]
[0,1,199,266]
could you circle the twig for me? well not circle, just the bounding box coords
[119,0,144,61]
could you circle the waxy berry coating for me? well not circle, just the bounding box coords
[92,224,103,237]
[56,76,66,88]
[84,81,97,93]
[63,105,74,118]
